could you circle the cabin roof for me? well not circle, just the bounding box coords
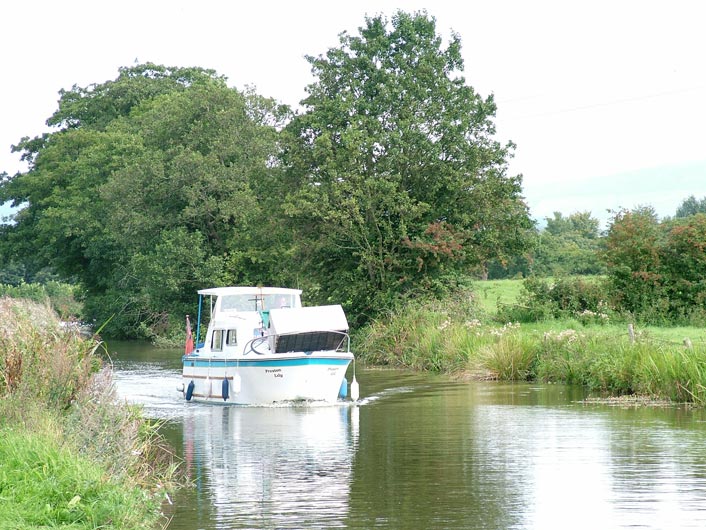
[197,286,303,297]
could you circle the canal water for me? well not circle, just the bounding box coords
[111,342,706,530]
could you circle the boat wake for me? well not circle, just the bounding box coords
[355,385,416,405]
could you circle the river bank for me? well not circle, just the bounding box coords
[0,297,179,529]
[355,294,706,406]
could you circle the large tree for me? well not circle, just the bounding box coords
[604,207,664,316]
[281,11,533,319]
[0,64,289,336]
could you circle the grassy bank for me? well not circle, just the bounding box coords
[355,290,706,405]
[0,297,178,529]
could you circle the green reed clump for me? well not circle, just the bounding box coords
[534,330,706,404]
[477,327,539,381]
[636,344,706,404]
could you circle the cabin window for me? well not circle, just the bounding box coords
[212,329,224,352]
[226,329,237,346]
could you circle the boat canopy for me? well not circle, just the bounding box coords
[198,287,302,297]
[198,286,303,315]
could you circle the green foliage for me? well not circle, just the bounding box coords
[604,207,664,316]
[604,208,706,324]
[282,11,533,321]
[1,64,291,337]
[46,63,224,131]
[496,276,610,323]
[661,214,706,316]
[532,211,605,277]
[676,195,706,218]
[0,281,82,320]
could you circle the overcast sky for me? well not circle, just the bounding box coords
[2,0,705,224]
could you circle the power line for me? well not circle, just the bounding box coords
[503,84,706,120]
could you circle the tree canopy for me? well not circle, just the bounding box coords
[604,206,706,323]
[531,211,604,277]
[280,11,533,318]
[676,195,706,218]
[1,13,537,335]
[1,64,290,336]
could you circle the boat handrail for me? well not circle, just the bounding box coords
[244,336,269,356]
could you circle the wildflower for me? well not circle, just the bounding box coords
[437,319,451,331]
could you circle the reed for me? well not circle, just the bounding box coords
[0,297,97,408]
[356,295,706,405]
[477,330,538,381]
[637,345,706,405]
[355,291,481,372]
[0,297,180,529]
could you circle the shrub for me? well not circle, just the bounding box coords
[0,281,83,320]
[496,276,611,323]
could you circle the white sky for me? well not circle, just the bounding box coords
[2,0,705,224]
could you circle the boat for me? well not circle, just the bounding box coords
[179,286,358,404]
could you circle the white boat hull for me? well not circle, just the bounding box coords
[182,352,353,404]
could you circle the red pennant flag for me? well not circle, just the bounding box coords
[185,315,195,355]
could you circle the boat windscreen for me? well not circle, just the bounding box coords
[220,293,300,312]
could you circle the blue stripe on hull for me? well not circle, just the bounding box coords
[182,357,351,368]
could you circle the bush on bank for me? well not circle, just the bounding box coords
[0,281,83,321]
[0,297,178,529]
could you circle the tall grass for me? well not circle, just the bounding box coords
[0,296,179,529]
[0,297,98,408]
[535,331,706,404]
[356,291,482,372]
[356,294,706,405]
[476,330,538,381]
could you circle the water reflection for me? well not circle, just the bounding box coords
[178,404,359,529]
[111,345,706,530]
[470,389,706,530]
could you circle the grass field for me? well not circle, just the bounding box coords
[472,279,524,314]
[472,278,706,344]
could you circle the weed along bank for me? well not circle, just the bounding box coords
[0,297,178,529]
